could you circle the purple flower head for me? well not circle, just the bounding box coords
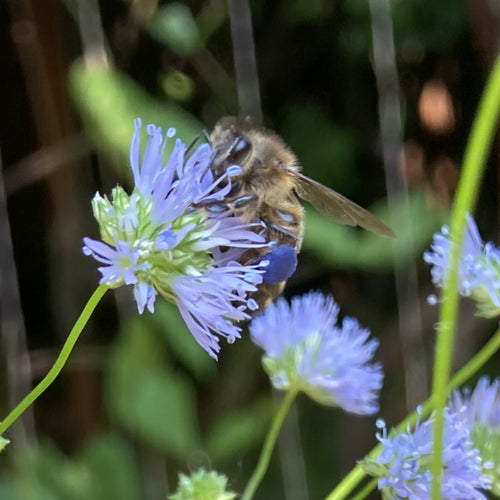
[249,291,383,414]
[424,215,500,317]
[449,377,500,495]
[450,377,500,428]
[84,119,273,359]
[366,408,491,499]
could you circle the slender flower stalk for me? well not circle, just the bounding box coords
[84,119,273,359]
[429,52,500,500]
[241,389,297,500]
[0,284,108,437]
[324,326,500,500]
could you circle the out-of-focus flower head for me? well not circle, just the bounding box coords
[249,291,383,414]
[362,407,491,499]
[84,119,273,359]
[424,215,500,317]
[450,377,500,496]
[169,469,236,500]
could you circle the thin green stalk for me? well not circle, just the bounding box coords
[349,478,378,500]
[241,389,297,500]
[430,53,500,500]
[0,284,108,436]
[324,326,500,500]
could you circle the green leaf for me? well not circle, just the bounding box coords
[152,302,216,381]
[79,434,142,500]
[68,63,203,179]
[105,319,201,458]
[0,435,142,500]
[204,397,273,463]
[148,3,202,57]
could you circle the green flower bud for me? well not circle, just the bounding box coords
[169,469,236,500]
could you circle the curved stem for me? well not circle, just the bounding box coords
[430,53,500,499]
[241,389,297,500]
[324,326,500,500]
[0,284,108,436]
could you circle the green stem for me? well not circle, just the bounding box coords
[430,53,500,500]
[324,326,500,500]
[0,284,108,436]
[349,478,378,500]
[241,389,297,500]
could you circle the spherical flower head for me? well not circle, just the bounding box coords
[249,292,383,414]
[83,119,272,359]
[423,215,500,318]
[169,469,236,500]
[450,377,500,495]
[362,408,491,499]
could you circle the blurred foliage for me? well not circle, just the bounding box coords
[1,0,499,498]
[105,316,202,458]
[304,190,449,270]
[68,62,203,179]
[340,0,467,58]
[0,434,141,500]
[149,3,202,57]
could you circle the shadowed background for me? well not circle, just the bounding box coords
[1,0,500,498]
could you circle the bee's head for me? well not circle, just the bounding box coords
[209,117,254,177]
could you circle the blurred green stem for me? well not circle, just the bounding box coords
[0,284,108,436]
[324,325,500,500]
[241,389,297,500]
[430,52,500,500]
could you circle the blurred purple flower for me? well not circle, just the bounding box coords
[368,408,491,499]
[249,291,383,414]
[424,215,500,317]
[449,377,500,495]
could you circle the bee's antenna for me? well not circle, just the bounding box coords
[186,130,209,156]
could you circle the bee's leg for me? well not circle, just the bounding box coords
[224,194,259,219]
[230,194,258,208]
[205,203,229,213]
[266,222,298,241]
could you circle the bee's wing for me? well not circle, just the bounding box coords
[293,173,394,238]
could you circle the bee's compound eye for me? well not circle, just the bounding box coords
[228,137,251,163]
[205,202,229,213]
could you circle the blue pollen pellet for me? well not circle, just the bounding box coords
[260,245,298,284]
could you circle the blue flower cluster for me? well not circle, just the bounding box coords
[450,377,500,428]
[450,377,500,495]
[372,408,491,499]
[84,120,272,359]
[249,292,383,414]
[424,215,500,317]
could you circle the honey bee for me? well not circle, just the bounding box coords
[200,116,394,310]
